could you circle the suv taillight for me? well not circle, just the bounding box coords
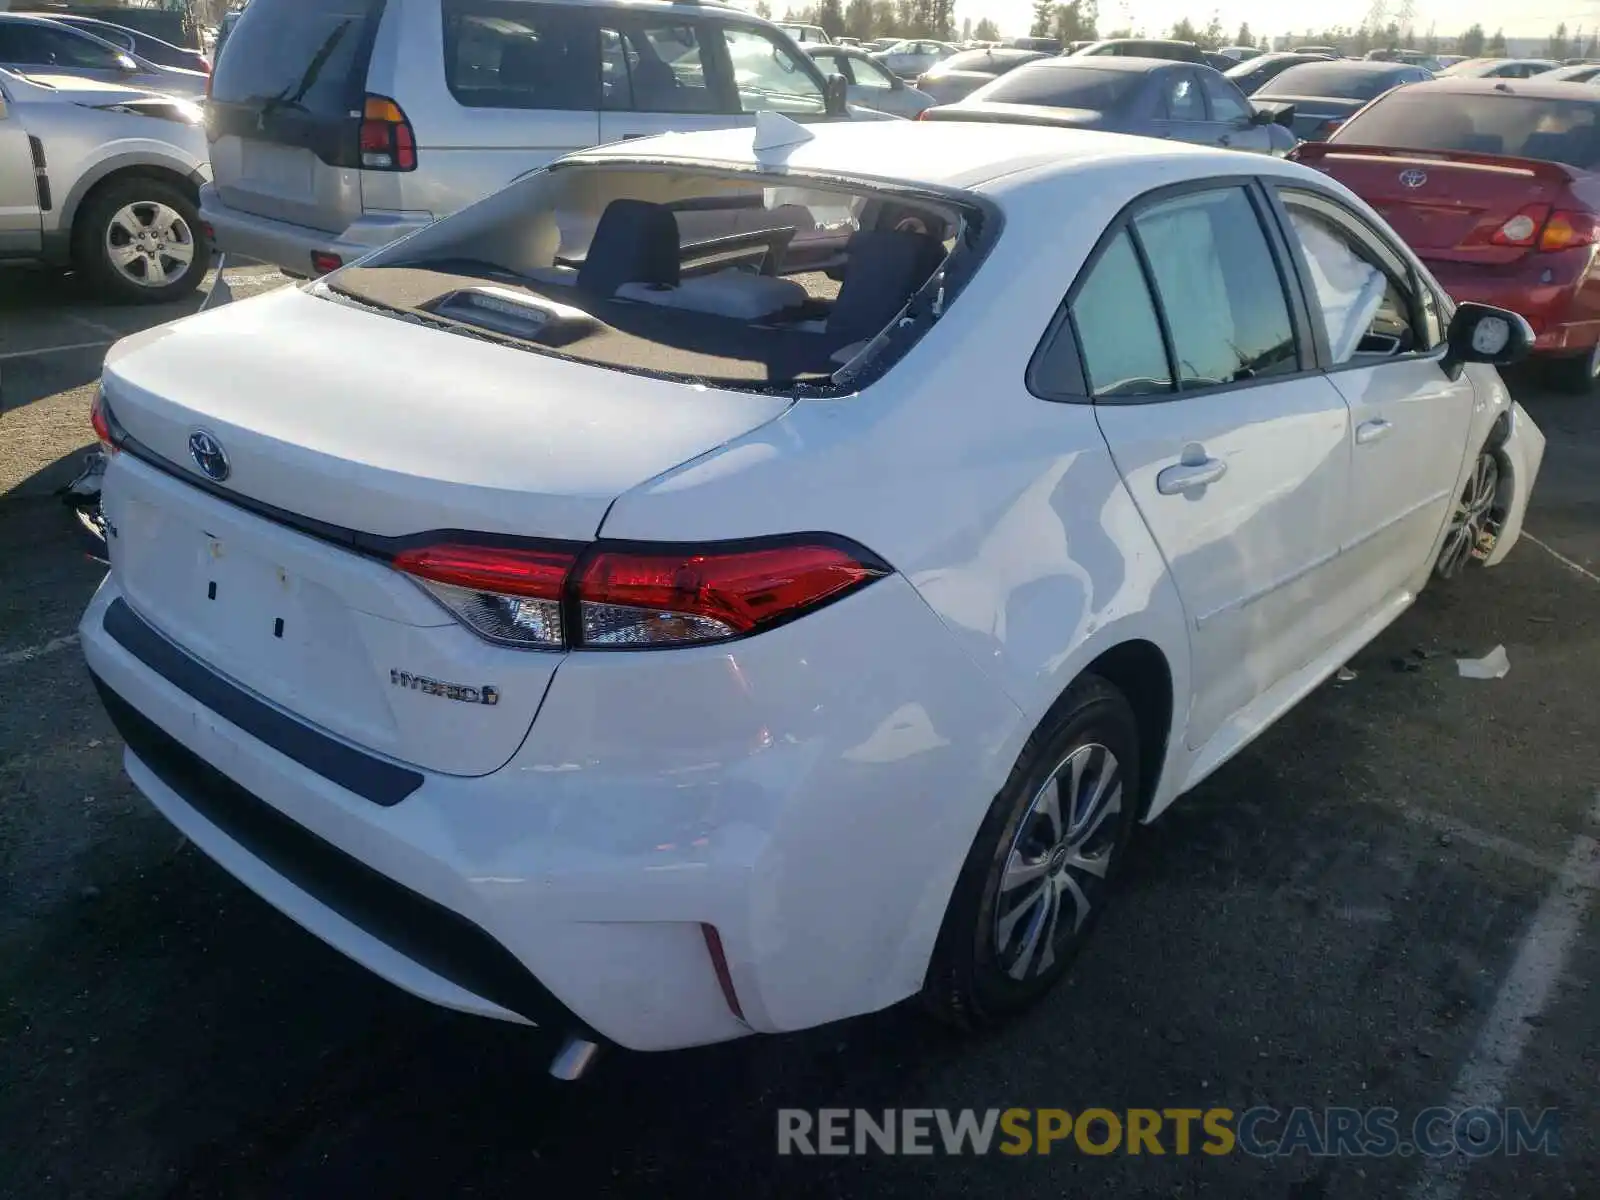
[392,537,889,650]
[359,95,417,171]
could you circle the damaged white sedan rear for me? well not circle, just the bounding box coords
[81,119,1544,1074]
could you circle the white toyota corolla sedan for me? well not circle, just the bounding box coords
[80,118,1545,1074]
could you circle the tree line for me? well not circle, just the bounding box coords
[772,0,1596,61]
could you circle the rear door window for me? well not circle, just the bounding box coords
[1,22,123,69]
[1132,188,1298,388]
[209,0,385,119]
[1072,231,1173,397]
[1200,72,1252,122]
[445,1,600,110]
[1163,70,1206,120]
[602,20,716,113]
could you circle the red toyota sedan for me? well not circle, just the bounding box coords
[1290,78,1600,391]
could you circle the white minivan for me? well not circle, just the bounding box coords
[202,0,851,276]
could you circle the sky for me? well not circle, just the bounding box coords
[964,0,1600,39]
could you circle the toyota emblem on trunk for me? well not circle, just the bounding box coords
[188,430,230,482]
[1399,168,1428,189]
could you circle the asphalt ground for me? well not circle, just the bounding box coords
[1,265,1597,1199]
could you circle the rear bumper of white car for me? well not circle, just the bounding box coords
[81,571,1023,1052]
[199,184,432,276]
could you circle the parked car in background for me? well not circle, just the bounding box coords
[874,38,956,79]
[0,68,210,301]
[202,0,855,278]
[0,13,206,97]
[923,57,1295,155]
[1253,59,1431,140]
[779,23,830,44]
[1073,38,1207,64]
[1203,51,1237,71]
[1294,45,1342,57]
[1539,62,1600,83]
[1002,35,1062,53]
[1225,51,1337,96]
[34,14,211,74]
[81,119,1543,1066]
[809,44,933,117]
[1364,48,1436,69]
[915,46,1048,105]
[1291,77,1600,391]
[212,8,245,61]
[1438,58,1559,79]
[1218,45,1262,61]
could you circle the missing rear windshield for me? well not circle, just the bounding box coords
[321,161,996,394]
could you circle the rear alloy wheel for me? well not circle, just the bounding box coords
[923,675,1140,1027]
[1434,449,1502,581]
[74,177,211,304]
[1546,341,1600,395]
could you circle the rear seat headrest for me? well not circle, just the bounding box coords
[578,199,680,299]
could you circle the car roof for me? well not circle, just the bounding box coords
[1030,55,1183,73]
[1398,76,1600,100]
[572,119,1313,196]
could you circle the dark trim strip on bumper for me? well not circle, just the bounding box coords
[103,597,423,807]
[90,671,591,1035]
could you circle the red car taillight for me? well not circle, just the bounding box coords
[392,537,889,650]
[359,94,417,171]
[1490,204,1551,247]
[1539,209,1598,251]
[89,388,120,454]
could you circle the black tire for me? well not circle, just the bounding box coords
[73,175,211,305]
[923,674,1141,1028]
[1433,448,1502,581]
[1543,342,1600,395]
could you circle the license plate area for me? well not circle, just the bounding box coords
[238,140,315,197]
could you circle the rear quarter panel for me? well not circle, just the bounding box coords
[597,166,1195,817]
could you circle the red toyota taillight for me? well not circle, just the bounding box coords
[1539,208,1598,252]
[393,543,574,648]
[89,387,120,454]
[1491,204,1551,247]
[359,94,417,171]
[392,537,889,650]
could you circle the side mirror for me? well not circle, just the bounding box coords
[1253,100,1296,128]
[824,72,849,116]
[1443,302,1534,374]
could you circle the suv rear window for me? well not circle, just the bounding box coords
[1338,92,1600,167]
[443,0,600,110]
[324,163,996,394]
[209,0,385,117]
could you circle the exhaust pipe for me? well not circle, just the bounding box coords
[549,1035,601,1081]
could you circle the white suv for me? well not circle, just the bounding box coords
[202,0,851,277]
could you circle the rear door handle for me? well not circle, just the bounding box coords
[1157,457,1228,495]
[1355,418,1394,445]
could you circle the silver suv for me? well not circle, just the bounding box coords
[203,0,851,277]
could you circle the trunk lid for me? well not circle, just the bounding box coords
[100,285,793,776]
[205,0,387,232]
[1292,142,1583,264]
